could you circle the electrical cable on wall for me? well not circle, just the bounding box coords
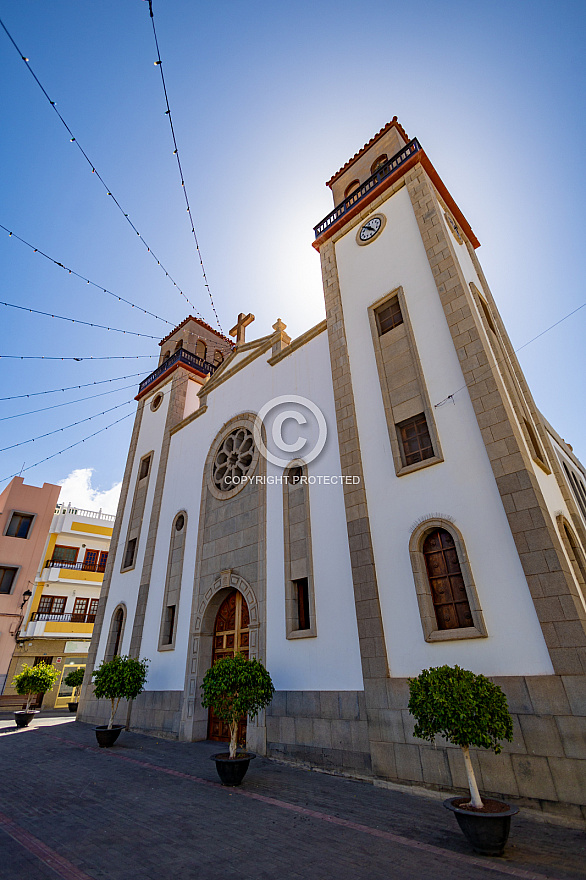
[434,299,586,408]
[0,224,174,326]
[0,15,205,320]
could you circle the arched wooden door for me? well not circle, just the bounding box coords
[207,589,250,743]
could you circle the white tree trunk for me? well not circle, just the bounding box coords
[108,698,119,730]
[229,722,238,759]
[461,746,483,808]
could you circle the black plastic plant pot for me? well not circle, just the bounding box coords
[95,725,124,748]
[211,752,256,786]
[14,710,38,728]
[444,797,519,856]
[68,702,79,713]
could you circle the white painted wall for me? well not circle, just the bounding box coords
[334,184,554,677]
[95,380,171,664]
[135,330,364,693]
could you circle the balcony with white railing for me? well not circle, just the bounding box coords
[54,503,116,522]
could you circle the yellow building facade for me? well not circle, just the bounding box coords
[5,502,113,709]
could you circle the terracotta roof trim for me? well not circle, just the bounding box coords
[325,117,410,187]
[159,315,234,348]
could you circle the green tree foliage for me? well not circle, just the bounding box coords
[201,653,274,758]
[408,664,513,751]
[92,655,149,729]
[12,661,60,711]
[408,665,513,807]
[64,667,85,699]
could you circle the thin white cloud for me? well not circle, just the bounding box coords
[58,468,121,515]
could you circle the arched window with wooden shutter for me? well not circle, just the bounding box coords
[409,519,487,642]
[423,528,473,630]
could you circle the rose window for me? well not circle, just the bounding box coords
[212,428,255,492]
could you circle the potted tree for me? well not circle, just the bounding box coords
[202,653,274,786]
[92,655,149,747]
[63,667,85,712]
[408,664,516,856]
[12,661,60,727]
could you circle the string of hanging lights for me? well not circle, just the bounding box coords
[0,372,145,401]
[0,14,206,321]
[0,354,157,361]
[0,300,161,339]
[0,224,175,326]
[0,400,136,453]
[0,383,138,421]
[144,0,224,334]
[0,411,135,486]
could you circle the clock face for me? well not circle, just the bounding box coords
[358,216,382,242]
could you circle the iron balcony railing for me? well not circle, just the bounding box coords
[313,138,422,238]
[31,611,97,624]
[45,560,107,573]
[138,348,218,395]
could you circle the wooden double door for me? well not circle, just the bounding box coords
[207,589,250,744]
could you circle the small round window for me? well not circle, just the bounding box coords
[150,393,164,412]
[175,514,185,532]
[212,427,255,493]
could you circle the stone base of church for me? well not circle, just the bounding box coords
[78,690,184,739]
[265,690,373,776]
[264,681,586,821]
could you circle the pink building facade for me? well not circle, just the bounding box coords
[0,477,61,692]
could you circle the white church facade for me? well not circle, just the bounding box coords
[79,118,586,817]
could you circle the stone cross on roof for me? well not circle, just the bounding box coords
[229,312,255,345]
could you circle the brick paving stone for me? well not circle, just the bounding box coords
[0,711,583,880]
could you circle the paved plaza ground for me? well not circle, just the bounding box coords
[0,711,584,880]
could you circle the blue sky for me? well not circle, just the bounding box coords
[1,0,585,508]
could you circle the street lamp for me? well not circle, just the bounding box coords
[20,588,32,610]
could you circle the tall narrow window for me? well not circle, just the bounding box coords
[369,287,442,477]
[195,340,206,360]
[158,512,187,650]
[423,529,473,630]
[398,413,434,466]
[283,464,316,638]
[162,605,176,645]
[294,578,310,630]
[105,606,126,661]
[6,513,34,539]
[123,538,137,570]
[121,451,153,572]
[563,462,586,520]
